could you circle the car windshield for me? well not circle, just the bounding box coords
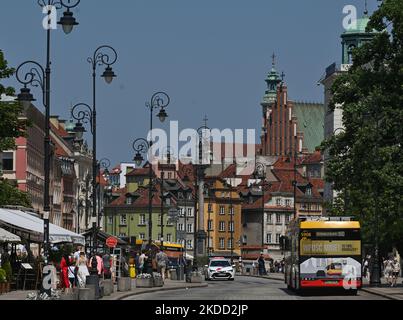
[210,260,230,267]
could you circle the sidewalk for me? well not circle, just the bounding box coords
[102,279,208,300]
[361,277,403,300]
[0,279,208,301]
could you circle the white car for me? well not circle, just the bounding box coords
[205,258,235,281]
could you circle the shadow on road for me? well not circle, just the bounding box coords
[279,288,358,297]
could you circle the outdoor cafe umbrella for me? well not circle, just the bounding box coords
[0,227,21,243]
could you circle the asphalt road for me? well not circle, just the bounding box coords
[123,276,386,300]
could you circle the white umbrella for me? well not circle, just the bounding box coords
[0,228,21,243]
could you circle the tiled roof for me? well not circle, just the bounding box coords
[301,150,323,164]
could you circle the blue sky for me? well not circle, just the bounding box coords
[1,0,376,166]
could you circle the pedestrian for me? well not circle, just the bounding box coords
[258,253,266,276]
[156,249,169,281]
[60,254,70,291]
[102,252,112,279]
[134,252,140,276]
[68,256,77,289]
[139,250,147,274]
[76,252,90,287]
[384,258,394,286]
[392,257,400,287]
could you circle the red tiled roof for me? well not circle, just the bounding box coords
[301,151,323,164]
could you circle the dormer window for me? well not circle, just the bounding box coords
[126,197,132,205]
[306,187,312,196]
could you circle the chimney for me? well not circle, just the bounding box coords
[59,119,66,130]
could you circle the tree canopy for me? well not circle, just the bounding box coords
[322,0,403,254]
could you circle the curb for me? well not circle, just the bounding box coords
[106,282,209,301]
[361,288,402,301]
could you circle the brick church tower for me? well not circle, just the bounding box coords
[260,55,302,156]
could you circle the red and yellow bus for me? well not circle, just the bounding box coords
[284,216,362,294]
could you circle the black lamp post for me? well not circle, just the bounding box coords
[15,0,81,267]
[193,124,211,270]
[252,162,271,251]
[98,158,111,228]
[159,147,173,249]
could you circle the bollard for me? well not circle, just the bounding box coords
[102,279,113,296]
[78,288,95,300]
[117,277,131,292]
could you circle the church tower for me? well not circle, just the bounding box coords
[260,55,301,157]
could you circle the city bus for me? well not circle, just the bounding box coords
[284,216,362,294]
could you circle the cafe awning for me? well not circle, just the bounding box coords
[0,208,85,245]
[0,227,21,243]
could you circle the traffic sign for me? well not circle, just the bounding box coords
[106,236,118,248]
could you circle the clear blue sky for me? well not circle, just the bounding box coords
[1,0,376,166]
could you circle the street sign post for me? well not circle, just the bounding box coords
[106,236,118,248]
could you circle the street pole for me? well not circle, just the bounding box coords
[15,0,81,266]
[229,181,234,263]
[132,92,170,273]
[160,170,165,249]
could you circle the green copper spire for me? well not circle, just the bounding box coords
[262,53,281,106]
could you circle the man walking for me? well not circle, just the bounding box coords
[156,249,169,281]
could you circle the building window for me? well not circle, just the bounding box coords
[219,206,225,215]
[228,238,233,250]
[219,238,225,249]
[126,197,132,205]
[186,224,193,233]
[229,206,234,215]
[276,234,280,244]
[139,214,146,225]
[266,233,272,244]
[119,233,126,238]
[186,240,193,249]
[285,215,290,224]
[166,234,172,242]
[228,221,234,232]
[267,214,273,224]
[219,221,225,232]
[1,152,14,171]
[178,223,184,231]
[120,215,127,225]
[208,204,213,213]
[276,214,281,224]
[242,235,247,245]
[285,199,292,207]
[208,220,213,231]
[139,233,145,240]
[178,208,184,217]
[187,208,193,217]
[107,216,113,224]
[306,187,312,196]
[168,172,172,179]
[276,198,282,206]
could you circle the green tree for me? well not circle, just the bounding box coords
[0,49,31,207]
[321,0,403,254]
[0,179,31,208]
[0,49,27,151]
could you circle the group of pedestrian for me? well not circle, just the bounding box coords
[131,248,169,281]
[58,246,115,291]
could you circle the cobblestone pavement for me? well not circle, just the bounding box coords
[123,276,388,300]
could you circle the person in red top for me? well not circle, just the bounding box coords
[60,254,71,290]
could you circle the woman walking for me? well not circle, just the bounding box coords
[60,254,70,291]
[392,258,400,287]
[76,252,90,287]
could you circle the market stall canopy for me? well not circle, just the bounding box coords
[0,227,21,243]
[0,208,85,245]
